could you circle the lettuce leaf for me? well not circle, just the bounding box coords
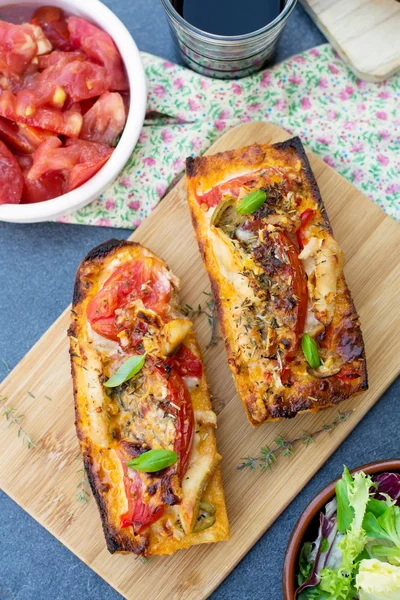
[319,468,372,598]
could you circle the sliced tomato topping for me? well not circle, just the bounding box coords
[272,230,308,345]
[80,92,126,146]
[167,369,195,478]
[31,6,74,51]
[337,366,361,381]
[87,259,172,341]
[0,140,24,204]
[0,20,37,76]
[167,345,203,379]
[296,208,316,249]
[119,457,165,533]
[0,89,82,137]
[119,365,194,532]
[67,17,128,91]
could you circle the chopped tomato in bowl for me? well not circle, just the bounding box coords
[0,0,146,223]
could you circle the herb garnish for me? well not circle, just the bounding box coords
[302,333,320,369]
[237,410,352,471]
[0,394,36,448]
[237,189,267,214]
[183,291,219,348]
[76,465,90,503]
[104,354,147,388]
[127,449,178,473]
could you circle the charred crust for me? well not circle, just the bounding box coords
[82,239,131,264]
[72,239,139,306]
[272,137,333,234]
[186,156,197,178]
[82,451,149,555]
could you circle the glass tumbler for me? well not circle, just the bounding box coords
[160,0,297,79]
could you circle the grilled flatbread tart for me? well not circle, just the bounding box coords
[69,240,229,555]
[186,138,367,426]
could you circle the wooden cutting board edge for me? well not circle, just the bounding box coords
[299,0,400,82]
[0,121,399,600]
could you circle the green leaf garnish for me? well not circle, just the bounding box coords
[104,354,146,388]
[127,449,178,473]
[236,189,267,214]
[302,333,320,369]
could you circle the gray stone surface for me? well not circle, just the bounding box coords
[0,2,398,599]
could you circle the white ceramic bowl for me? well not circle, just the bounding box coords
[0,0,147,223]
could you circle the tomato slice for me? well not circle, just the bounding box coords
[0,115,54,153]
[275,230,308,341]
[119,457,165,534]
[0,89,83,137]
[119,366,194,532]
[80,92,126,145]
[167,345,203,379]
[31,7,74,52]
[67,17,128,91]
[168,369,195,478]
[87,258,172,341]
[0,20,37,76]
[296,208,315,249]
[337,366,361,381]
[0,140,24,204]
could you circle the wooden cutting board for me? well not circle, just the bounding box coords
[0,122,399,600]
[299,0,400,81]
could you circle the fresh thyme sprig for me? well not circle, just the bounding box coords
[237,410,353,472]
[0,394,36,448]
[2,359,10,372]
[183,291,219,348]
[76,465,90,503]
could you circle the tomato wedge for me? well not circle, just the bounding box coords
[65,139,113,191]
[0,116,54,154]
[37,60,109,103]
[67,17,128,91]
[0,89,83,137]
[31,6,74,52]
[80,92,126,146]
[0,140,24,204]
[27,137,112,191]
[87,258,172,341]
[0,20,37,76]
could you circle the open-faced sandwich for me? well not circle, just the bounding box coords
[69,239,229,555]
[186,138,367,426]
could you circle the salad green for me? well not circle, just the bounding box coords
[296,467,400,599]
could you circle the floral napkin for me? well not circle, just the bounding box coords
[58,44,400,228]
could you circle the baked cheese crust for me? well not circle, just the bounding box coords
[69,240,229,555]
[186,138,367,425]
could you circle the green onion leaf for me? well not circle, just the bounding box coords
[104,354,146,388]
[302,333,320,369]
[127,449,178,473]
[236,189,267,214]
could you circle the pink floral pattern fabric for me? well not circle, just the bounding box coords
[58,44,400,228]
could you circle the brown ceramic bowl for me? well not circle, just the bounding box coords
[282,459,400,599]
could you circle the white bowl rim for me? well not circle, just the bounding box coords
[0,0,147,223]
